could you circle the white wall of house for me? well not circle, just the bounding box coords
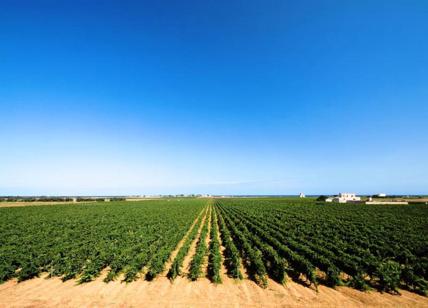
[333,193,361,203]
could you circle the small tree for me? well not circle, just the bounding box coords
[316,195,328,202]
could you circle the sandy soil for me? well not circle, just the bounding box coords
[1,274,427,308]
[181,206,210,276]
[201,205,212,277]
[159,206,207,277]
[0,201,96,208]
[215,212,231,281]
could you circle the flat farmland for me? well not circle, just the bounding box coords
[0,198,427,307]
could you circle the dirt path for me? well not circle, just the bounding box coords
[1,275,427,307]
[0,201,97,208]
[201,204,212,278]
[181,206,209,276]
[213,208,229,282]
[159,205,207,277]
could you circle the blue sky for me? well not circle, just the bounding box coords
[1,0,427,195]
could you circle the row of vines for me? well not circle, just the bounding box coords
[214,198,428,295]
[0,200,205,283]
[1,197,427,296]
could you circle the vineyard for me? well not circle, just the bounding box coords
[0,200,204,284]
[215,198,428,295]
[0,198,427,297]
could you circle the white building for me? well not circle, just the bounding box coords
[377,193,387,197]
[324,193,361,203]
[333,193,361,203]
[299,193,305,198]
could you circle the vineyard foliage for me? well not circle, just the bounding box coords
[188,206,210,280]
[0,197,427,296]
[167,208,206,280]
[215,198,428,295]
[208,208,222,283]
[0,200,205,283]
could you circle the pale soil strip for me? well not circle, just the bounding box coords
[181,206,210,276]
[213,206,229,281]
[201,203,212,277]
[157,205,208,278]
[238,254,250,280]
[1,275,427,308]
[0,201,97,208]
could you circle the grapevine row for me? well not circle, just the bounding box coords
[220,198,428,295]
[245,206,425,292]
[188,206,210,280]
[215,204,243,279]
[208,206,222,283]
[215,204,268,288]
[218,204,317,287]
[217,205,287,284]
[167,206,207,280]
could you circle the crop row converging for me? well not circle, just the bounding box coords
[0,198,427,296]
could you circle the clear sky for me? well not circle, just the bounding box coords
[1,0,427,196]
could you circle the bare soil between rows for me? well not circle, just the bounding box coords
[1,275,427,307]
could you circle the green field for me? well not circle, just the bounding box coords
[0,199,205,283]
[216,198,428,294]
[0,198,427,295]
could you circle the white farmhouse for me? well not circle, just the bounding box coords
[333,193,361,203]
[299,193,305,198]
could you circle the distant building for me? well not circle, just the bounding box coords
[299,193,305,198]
[326,193,361,203]
[197,194,211,198]
[335,193,361,203]
[377,193,387,197]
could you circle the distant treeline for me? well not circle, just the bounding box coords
[0,197,126,202]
